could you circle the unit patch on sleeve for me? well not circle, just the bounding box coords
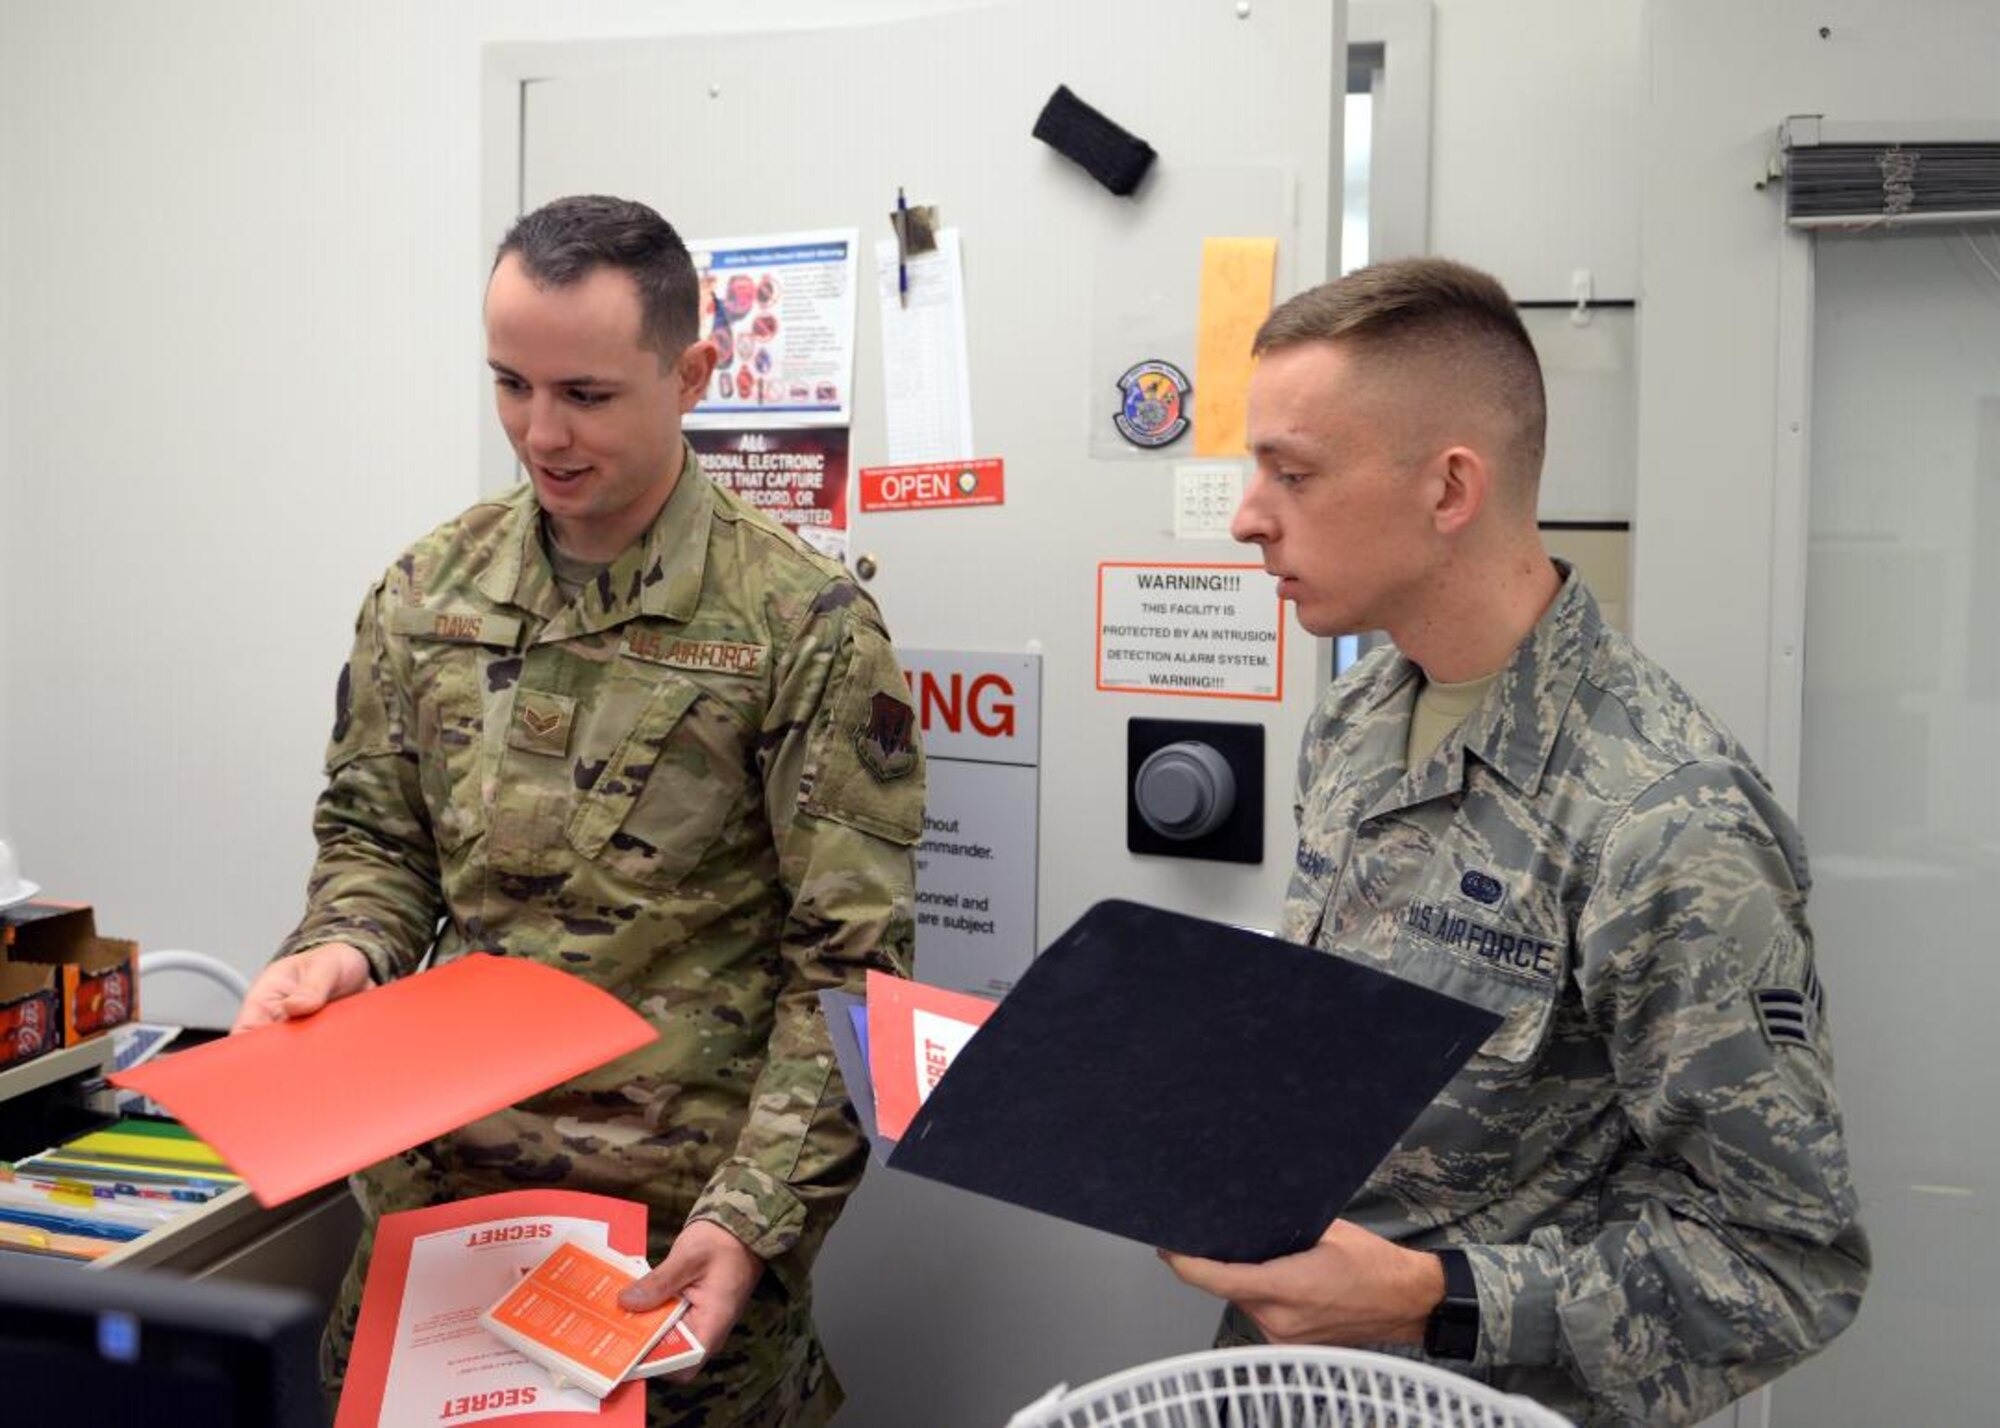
[856,691,918,781]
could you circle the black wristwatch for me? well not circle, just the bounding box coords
[1423,1248,1481,1361]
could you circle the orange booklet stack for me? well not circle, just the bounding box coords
[482,1237,703,1399]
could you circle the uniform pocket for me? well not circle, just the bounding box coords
[566,676,751,890]
[405,644,496,854]
[1467,974,1560,1067]
[394,607,525,855]
[1386,928,1562,1071]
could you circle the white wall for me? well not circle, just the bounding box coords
[1431,0,1643,302]
[0,0,980,1024]
[1637,0,2000,765]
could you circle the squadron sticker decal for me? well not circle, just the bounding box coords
[1113,359,1192,449]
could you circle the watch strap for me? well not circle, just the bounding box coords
[1423,1247,1481,1361]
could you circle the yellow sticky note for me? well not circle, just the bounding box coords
[1193,237,1278,456]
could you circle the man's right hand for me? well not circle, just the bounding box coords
[230,942,373,1032]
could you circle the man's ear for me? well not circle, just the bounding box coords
[1431,444,1490,537]
[674,339,720,413]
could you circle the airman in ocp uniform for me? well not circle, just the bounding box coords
[237,195,922,1427]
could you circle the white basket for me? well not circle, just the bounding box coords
[1005,1346,1574,1428]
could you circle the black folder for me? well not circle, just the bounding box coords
[887,900,1502,1263]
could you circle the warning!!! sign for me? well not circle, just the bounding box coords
[1096,561,1285,701]
[858,458,1005,513]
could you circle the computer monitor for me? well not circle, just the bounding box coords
[0,1255,325,1427]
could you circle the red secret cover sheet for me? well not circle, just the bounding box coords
[865,970,996,1141]
[337,1189,650,1427]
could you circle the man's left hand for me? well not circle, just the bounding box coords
[618,1219,764,1378]
[1160,1219,1446,1347]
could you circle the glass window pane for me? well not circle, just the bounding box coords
[1781,228,2000,1423]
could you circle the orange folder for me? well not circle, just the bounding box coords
[865,969,996,1141]
[111,954,657,1207]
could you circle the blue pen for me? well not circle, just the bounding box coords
[896,186,910,308]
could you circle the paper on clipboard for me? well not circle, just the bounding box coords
[875,229,974,464]
[110,954,657,1207]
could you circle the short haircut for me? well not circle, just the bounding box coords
[494,195,699,361]
[1254,257,1547,485]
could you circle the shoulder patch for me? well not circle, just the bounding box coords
[857,691,919,781]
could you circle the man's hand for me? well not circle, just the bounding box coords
[230,942,373,1032]
[619,1218,764,1378]
[1160,1219,1446,1347]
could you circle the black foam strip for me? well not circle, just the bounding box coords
[1032,84,1156,196]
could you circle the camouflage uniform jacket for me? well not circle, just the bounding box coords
[1227,568,1868,1426]
[282,448,922,1421]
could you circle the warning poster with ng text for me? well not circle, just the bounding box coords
[900,649,1040,998]
[1096,562,1284,701]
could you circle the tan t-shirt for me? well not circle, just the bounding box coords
[1406,669,1500,768]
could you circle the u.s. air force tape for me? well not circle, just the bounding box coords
[1031,85,1156,197]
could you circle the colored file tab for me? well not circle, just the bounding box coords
[111,954,657,1208]
[1193,236,1278,456]
[62,1122,230,1172]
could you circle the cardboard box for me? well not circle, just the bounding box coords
[0,961,63,1070]
[0,902,140,1051]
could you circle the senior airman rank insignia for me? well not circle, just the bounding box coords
[1754,965,1825,1051]
[508,689,576,758]
[857,691,918,781]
